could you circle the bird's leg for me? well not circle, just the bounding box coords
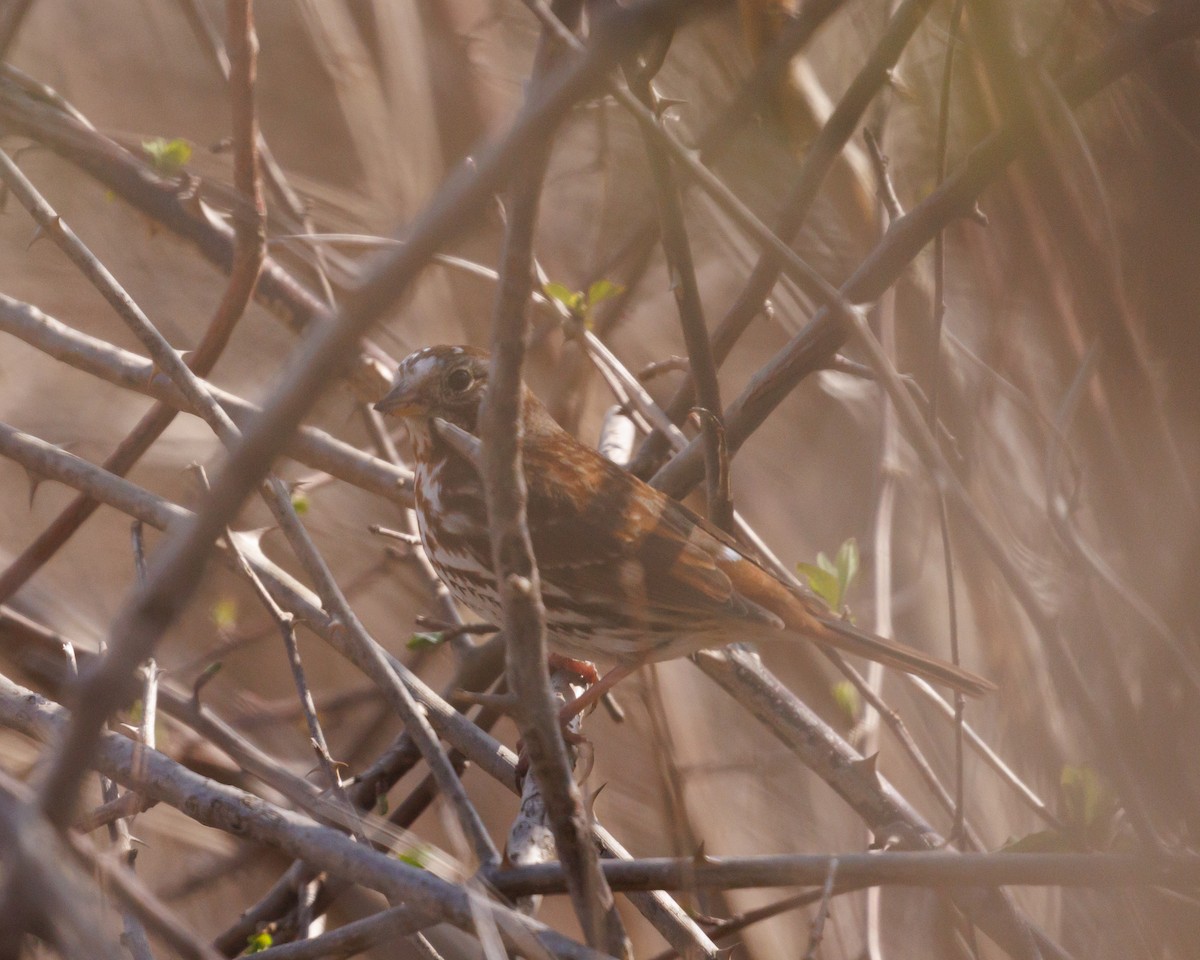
[557,658,646,723]
[514,661,593,784]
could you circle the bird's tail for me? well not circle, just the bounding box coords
[816,617,996,697]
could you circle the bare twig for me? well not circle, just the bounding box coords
[361,404,463,631]
[863,127,904,222]
[0,295,413,503]
[490,850,1200,896]
[76,788,153,834]
[863,148,899,956]
[931,0,969,847]
[201,467,344,793]
[479,5,628,954]
[624,50,731,530]
[801,858,839,960]
[102,515,157,960]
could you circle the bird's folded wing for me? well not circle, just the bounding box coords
[523,437,785,632]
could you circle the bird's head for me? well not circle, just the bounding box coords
[374,345,560,452]
[374,345,491,432]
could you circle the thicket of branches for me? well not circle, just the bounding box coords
[0,1,1197,958]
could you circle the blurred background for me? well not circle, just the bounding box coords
[0,0,1197,957]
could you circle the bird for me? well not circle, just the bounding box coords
[375,344,995,700]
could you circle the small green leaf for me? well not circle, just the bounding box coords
[832,680,860,722]
[192,661,223,703]
[376,794,389,816]
[291,491,310,515]
[141,137,192,174]
[211,598,238,630]
[816,551,837,577]
[1061,765,1104,829]
[586,279,624,307]
[798,562,841,610]
[397,846,429,870]
[194,661,224,694]
[543,282,577,307]
[407,631,445,651]
[835,537,859,600]
[246,931,273,953]
[1060,764,1117,849]
[1001,829,1075,853]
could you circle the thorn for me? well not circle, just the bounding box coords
[24,467,45,507]
[191,661,222,703]
[692,841,709,865]
[600,691,626,724]
[583,779,605,817]
[849,751,880,784]
[653,95,687,119]
[239,527,273,549]
[969,203,989,226]
[884,69,918,102]
[26,224,46,249]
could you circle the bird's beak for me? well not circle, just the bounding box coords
[373,381,420,417]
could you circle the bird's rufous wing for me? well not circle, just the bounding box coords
[521,435,786,635]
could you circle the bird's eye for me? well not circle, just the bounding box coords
[446,367,473,393]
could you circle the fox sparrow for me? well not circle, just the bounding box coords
[375,345,994,698]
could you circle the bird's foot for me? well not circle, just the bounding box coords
[546,652,600,685]
[557,661,640,723]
